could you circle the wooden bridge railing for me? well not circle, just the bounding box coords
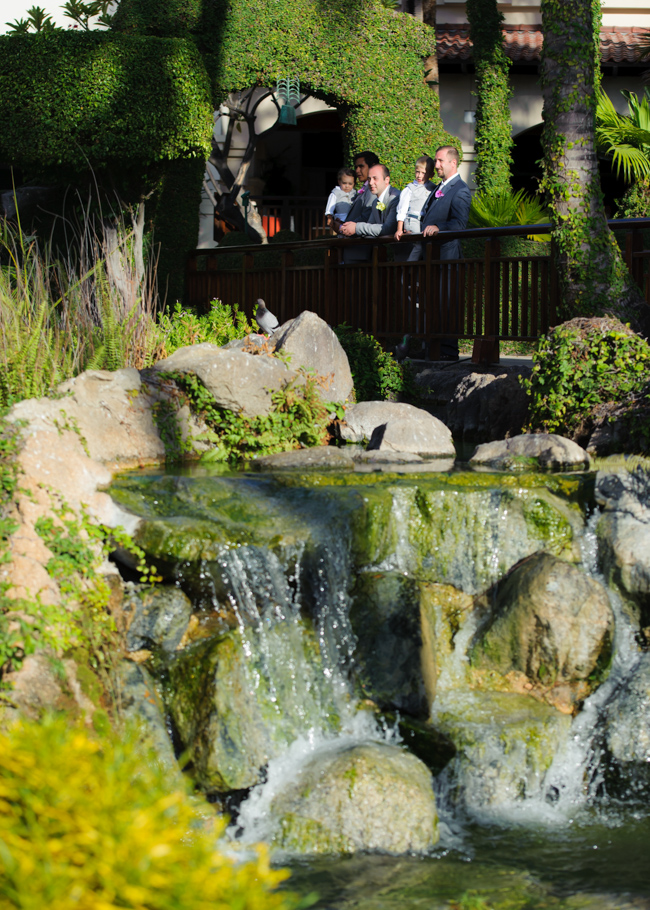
[186,218,650,362]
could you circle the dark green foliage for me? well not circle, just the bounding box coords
[0,32,213,171]
[170,369,331,462]
[615,178,650,218]
[524,317,650,439]
[466,0,513,194]
[334,325,415,402]
[148,157,206,303]
[115,0,457,188]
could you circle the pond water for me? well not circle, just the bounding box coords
[109,461,650,910]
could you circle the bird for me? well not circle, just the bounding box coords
[395,333,411,363]
[254,298,279,335]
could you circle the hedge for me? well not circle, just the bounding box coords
[0,31,213,170]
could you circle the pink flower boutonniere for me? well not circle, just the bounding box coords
[435,189,445,198]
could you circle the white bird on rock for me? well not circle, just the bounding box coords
[255,298,279,335]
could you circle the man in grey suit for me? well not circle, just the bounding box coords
[420,145,472,361]
[339,164,400,263]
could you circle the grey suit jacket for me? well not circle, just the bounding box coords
[343,186,400,263]
[419,175,472,260]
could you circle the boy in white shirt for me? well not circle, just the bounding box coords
[325,167,356,230]
[394,156,435,262]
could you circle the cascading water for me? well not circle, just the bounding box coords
[109,465,650,908]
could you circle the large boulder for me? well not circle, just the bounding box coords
[153,344,296,418]
[9,368,165,469]
[269,741,438,854]
[343,402,455,458]
[432,691,572,811]
[470,553,613,712]
[470,433,590,471]
[272,310,353,404]
[596,468,650,627]
[251,446,355,471]
[601,651,650,798]
[446,372,530,441]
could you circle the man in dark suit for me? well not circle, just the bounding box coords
[420,145,472,361]
[339,164,400,263]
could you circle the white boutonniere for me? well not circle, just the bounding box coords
[376,201,386,212]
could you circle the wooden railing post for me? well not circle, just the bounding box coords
[281,250,293,323]
[371,245,379,336]
[472,237,500,364]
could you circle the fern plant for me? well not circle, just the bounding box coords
[468,189,550,240]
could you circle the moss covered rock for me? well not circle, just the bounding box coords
[470,553,613,712]
[432,691,571,811]
[166,622,345,793]
[270,742,438,855]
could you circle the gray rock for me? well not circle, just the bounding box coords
[352,403,455,458]
[446,372,530,441]
[117,660,179,770]
[153,345,297,418]
[11,368,165,469]
[432,691,572,811]
[350,448,424,464]
[470,433,590,471]
[602,651,650,798]
[122,584,193,654]
[251,446,355,471]
[272,311,353,404]
[341,401,436,445]
[269,741,438,854]
[471,553,613,710]
[596,469,650,624]
[221,334,268,352]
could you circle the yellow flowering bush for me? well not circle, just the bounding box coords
[0,717,306,910]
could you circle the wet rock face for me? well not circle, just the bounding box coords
[269,742,438,854]
[602,651,650,798]
[121,585,193,655]
[349,573,429,717]
[165,623,343,793]
[596,469,650,627]
[432,691,572,811]
[471,553,613,710]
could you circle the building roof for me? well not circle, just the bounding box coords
[436,24,648,64]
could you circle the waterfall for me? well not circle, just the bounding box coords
[534,510,642,814]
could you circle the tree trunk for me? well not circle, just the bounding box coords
[540,0,650,334]
[466,0,513,194]
[422,0,439,96]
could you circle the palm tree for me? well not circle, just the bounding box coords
[596,88,650,183]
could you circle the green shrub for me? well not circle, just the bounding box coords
[158,299,251,356]
[334,325,415,402]
[0,716,305,910]
[170,368,331,462]
[523,316,650,438]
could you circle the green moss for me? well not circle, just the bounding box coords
[274,813,350,854]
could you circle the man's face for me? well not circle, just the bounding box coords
[434,150,457,181]
[354,157,369,183]
[368,165,389,197]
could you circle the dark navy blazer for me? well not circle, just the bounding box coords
[420,175,472,260]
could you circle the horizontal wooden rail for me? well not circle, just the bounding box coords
[186,218,650,362]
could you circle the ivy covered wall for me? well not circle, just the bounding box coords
[113,0,456,190]
[0,0,457,300]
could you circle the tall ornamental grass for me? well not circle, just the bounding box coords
[0,213,164,408]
